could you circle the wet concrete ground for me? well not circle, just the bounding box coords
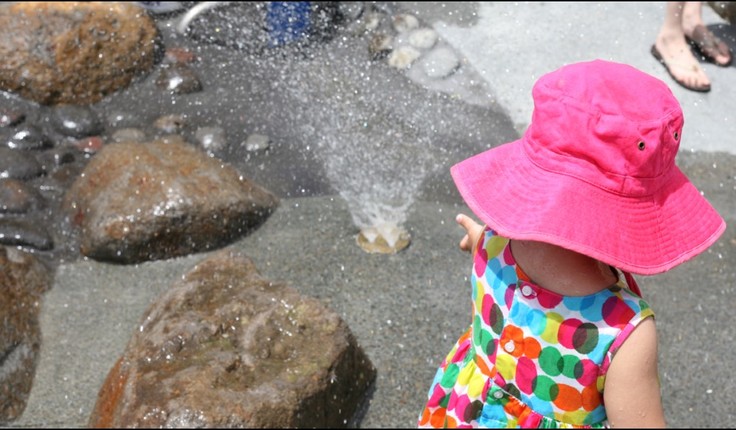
[7,2,736,428]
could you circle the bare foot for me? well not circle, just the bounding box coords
[654,35,711,91]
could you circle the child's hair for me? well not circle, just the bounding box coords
[451,59,725,275]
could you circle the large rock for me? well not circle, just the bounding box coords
[0,246,52,424]
[61,136,279,264]
[0,2,159,105]
[88,249,376,428]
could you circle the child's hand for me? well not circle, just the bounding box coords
[456,213,483,254]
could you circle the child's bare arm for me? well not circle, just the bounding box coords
[456,213,484,255]
[603,317,666,428]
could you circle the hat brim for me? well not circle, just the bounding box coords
[451,138,726,275]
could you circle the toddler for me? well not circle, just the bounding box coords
[418,59,726,428]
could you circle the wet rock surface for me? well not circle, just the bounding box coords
[88,248,375,428]
[0,247,51,424]
[0,2,159,105]
[62,136,279,264]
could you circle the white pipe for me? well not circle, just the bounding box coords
[176,1,230,34]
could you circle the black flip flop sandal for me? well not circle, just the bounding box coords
[651,44,711,93]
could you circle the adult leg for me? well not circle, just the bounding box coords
[653,2,711,91]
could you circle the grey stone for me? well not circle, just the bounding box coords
[49,105,103,138]
[0,179,44,214]
[0,218,53,251]
[2,125,51,151]
[0,148,43,180]
[0,108,25,128]
[242,133,270,152]
[194,126,226,155]
[420,46,460,79]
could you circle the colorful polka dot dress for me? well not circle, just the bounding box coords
[418,228,654,428]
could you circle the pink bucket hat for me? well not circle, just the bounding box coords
[451,59,726,275]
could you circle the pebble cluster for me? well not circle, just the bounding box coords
[0,46,248,269]
[0,101,100,266]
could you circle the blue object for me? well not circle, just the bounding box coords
[266,2,312,46]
